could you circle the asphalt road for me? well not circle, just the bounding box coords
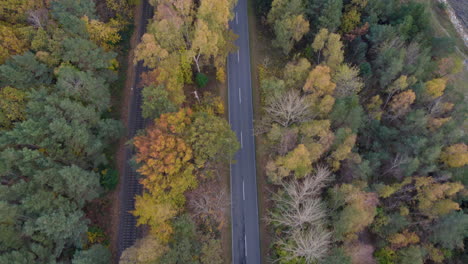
[117,0,153,259]
[228,0,262,263]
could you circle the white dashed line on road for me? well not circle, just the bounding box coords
[239,87,241,104]
[243,180,245,200]
[240,131,243,149]
[237,50,240,62]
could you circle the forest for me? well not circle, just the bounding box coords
[120,0,240,263]
[1,0,467,263]
[254,0,467,263]
[1,0,241,263]
[0,0,136,263]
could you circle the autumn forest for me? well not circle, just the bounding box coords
[0,0,467,264]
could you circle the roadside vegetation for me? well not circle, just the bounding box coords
[119,0,240,263]
[254,0,467,263]
[0,0,134,263]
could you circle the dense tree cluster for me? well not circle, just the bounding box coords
[120,1,239,262]
[0,0,133,262]
[258,0,467,263]
[134,0,238,110]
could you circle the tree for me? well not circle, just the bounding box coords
[318,0,343,32]
[201,239,223,264]
[329,183,378,241]
[388,230,420,248]
[133,193,178,242]
[191,20,220,72]
[270,167,333,263]
[277,144,313,178]
[424,78,446,99]
[265,90,311,127]
[134,33,169,68]
[388,90,416,118]
[332,64,364,97]
[141,84,177,119]
[0,52,51,89]
[312,28,329,63]
[330,95,364,132]
[440,143,468,168]
[62,38,116,72]
[82,16,121,50]
[328,129,357,171]
[158,215,201,264]
[396,246,423,264]
[0,25,28,64]
[72,245,111,264]
[303,65,336,96]
[0,86,26,129]
[340,7,361,33]
[133,109,196,205]
[413,176,464,217]
[323,33,344,70]
[273,15,309,55]
[187,111,239,167]
[430,211,468,250]
[322,247,352,264]
[187,181,230,230]
[119,235,168,264]
[268,0,309,54]
[283,58,311,89]
[261,77,287,102]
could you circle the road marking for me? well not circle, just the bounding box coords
[240,131,243,149]
[237,50,240,62]
[236,12,238,24]
[245,236,248,257]
[243,180,245,200]
[239,87,241,104]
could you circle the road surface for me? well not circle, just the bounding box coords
[228,0,262,263]
[117,0,153,259]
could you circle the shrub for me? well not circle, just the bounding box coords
[196,73,209,88]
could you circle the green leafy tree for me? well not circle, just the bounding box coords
[158,215,201,264]
[72,244,111,264]
[430,211,468,250]
[200,239,223,264]
[0,52,52,89]
[187,111,239,167]
[141,84,177,119]
[318,0,343,32]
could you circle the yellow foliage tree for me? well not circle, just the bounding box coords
[414,176,464,217]
[82,16,121,50]
[303,65,336,96]
[132,193,178,242]
[366,95,383,120]
[425,78,447,99]
[388,90,416,118]
[440,143,468,168]
[388,230,420,248]
[276,144,312,179]
[0,25,28,64]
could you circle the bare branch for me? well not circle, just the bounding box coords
[264,90,311,127]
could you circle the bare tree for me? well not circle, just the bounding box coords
[265,90,311,127]
[269,167,333,263]
[278,129,298,155]
[187,180,230,230]
[27,9,48,28]
[276,228,332,263]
